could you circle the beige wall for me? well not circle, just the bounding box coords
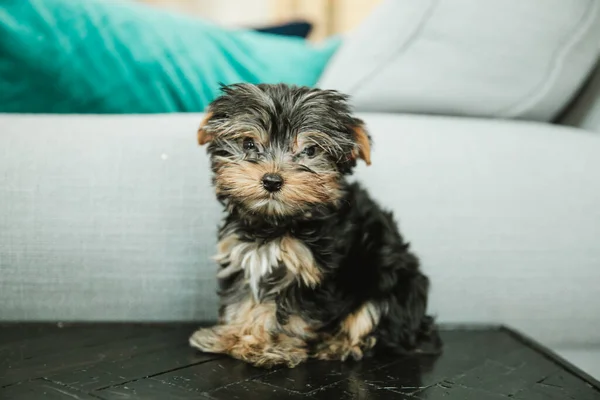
[140,0,272,27]
[272,0,382,39]
[138,0,382,40]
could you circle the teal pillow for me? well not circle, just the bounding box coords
[0,0,340,113]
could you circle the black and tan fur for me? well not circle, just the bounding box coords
[190,83,441,368]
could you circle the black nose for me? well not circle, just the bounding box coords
[262,173,283,192]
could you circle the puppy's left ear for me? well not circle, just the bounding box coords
[197,112,213,146]
[351,119,372,166]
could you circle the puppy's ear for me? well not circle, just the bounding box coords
[351,120,372,166]
[197,112,213,146]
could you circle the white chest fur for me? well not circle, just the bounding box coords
[215,235,322,300]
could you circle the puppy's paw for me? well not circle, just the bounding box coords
[316,343,362,361]
[315,336,377,362]
[189,327,231,354]
[239,348,306,369]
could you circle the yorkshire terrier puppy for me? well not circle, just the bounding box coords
[190,83,440,368]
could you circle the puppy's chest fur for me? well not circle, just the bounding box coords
[215,230,322,301]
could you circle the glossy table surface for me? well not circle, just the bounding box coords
[1,324,599,399]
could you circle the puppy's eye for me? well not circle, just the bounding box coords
[303,145,318,158]
[242,138,256,150]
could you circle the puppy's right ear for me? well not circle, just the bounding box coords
[197,112,213,146]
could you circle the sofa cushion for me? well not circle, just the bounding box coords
[0,0,339,113]
[1,113,600,348]
[318,0,600,122]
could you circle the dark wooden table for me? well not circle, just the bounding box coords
[1,324,598,399]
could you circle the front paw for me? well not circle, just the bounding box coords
[189,327,233,354]
[315,336,377,361]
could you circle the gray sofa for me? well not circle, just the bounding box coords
[2,101,600,374]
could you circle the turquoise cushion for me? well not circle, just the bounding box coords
[0,0,340,113]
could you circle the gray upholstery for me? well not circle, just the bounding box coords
[319,0,600,121]
[1,113,600,348]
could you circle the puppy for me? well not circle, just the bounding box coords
[190,83,440,368]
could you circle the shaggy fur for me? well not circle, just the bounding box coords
[190,83,441,368]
